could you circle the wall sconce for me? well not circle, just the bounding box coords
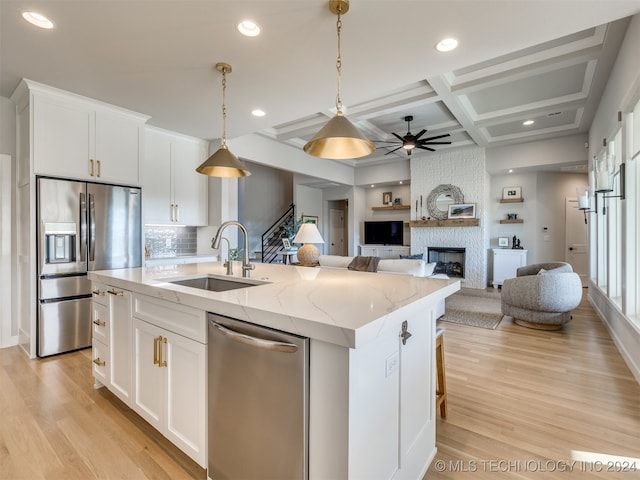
[576,185,596,224]
[593,153,625,215]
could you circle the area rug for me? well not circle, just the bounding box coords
[440,288,504,329]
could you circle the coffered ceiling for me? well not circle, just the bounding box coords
[1,1,638,170]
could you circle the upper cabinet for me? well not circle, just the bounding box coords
[143,127,208,226]
[12,79,149,185]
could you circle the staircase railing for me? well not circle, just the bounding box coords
[261,204,295,264]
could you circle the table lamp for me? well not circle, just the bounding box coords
[293,223,324,266]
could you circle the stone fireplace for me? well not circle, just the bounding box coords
[427,247,465,278]
[410,146,489,289]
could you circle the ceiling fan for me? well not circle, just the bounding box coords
[375,115,451,156]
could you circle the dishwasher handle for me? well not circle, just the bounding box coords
[212,322,298,353]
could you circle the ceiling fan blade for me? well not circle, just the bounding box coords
[392,132,405,142]
[413,129,427,141]
[385,146,404,155]
[416,145,435,152]
[373,140,400,144]
[421,141,451,145]
[418,133,451,142]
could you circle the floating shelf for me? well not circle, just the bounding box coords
[410,218,480,227]
[371,205,411,211]
[499,198,524,203]
[500,219,524,224]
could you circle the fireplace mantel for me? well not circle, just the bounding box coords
[410,219,480,227]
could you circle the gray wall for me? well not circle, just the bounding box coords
[239,161,294,256]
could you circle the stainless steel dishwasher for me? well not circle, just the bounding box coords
[207,313,309,480]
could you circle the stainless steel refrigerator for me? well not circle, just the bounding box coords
[37,177,141,357]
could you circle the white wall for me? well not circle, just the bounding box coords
[587,13,640,382]
[486,134,588,174]
[0,97,17,348]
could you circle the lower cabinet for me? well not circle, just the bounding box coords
[132,318,206,467]
[108,287,133,406]
[360,245,411,258]
[492,248,528,288]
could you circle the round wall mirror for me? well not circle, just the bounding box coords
[426,184,464,219]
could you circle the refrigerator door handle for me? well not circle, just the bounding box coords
[79,192,87,261]
[88,193,95,262]
[211,322,298,353]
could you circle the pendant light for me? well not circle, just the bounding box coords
[303,0,375,159]
[196,62,251,177]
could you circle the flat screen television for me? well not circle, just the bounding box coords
[364,221,404,245]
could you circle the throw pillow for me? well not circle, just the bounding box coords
[400,253,423,260]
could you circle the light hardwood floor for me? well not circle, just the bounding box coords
[1,291,638,479]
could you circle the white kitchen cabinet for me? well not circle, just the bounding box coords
[360,245,410,258]
[91,284,109,387]
[492,248,528,288]
[143,127,208,226]
[310,299,438,480]
[24,80,148,184]
[107,287,133,406]
[132,294,207,467]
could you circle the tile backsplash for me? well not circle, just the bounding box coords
[145,226,197,258]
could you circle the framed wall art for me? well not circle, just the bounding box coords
[498,237,509,247]
[502,186,522,200]
[447,203,476,219]
[301,215,318,225]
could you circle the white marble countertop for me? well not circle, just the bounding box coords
[89,262,460,348]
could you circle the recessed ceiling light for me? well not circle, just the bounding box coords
[251,109,266,117]
[508,169,513,173]
[22,11,54,29]
[436,38,458,52]
[237,20,261,37]
[523,120,535,126]
[399,181,403,185]
[371,184,375,188]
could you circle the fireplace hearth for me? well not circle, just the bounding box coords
[427,247,466,278]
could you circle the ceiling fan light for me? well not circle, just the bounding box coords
[403,142,416,150]
[196,144,251,177]
[303,112,375,159]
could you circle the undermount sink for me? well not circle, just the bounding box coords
[167,275,267,292]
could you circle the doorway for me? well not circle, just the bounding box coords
[328,200,348,256]
[565,197,588,286]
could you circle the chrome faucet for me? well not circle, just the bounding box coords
[211,221,255,278]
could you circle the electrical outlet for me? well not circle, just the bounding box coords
[385,352,399,377]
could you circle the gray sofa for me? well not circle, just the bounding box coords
[501,262,583,330]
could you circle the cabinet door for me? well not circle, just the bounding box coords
[133,318,164,430]
[142,129,172,224]
[108,288,133,406]
[398,315,433,469]
[172,137,207,226]
[32,94,92,179]
[92,301,108,345]
[360,246,378,257]
[95,110,142,185]
[163,330,207,466]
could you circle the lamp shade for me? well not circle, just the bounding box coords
[293,223,324,244]
[196,145,251,177]
[303,112,375,160]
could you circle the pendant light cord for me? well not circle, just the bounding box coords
[221,67,228,147]
[335,9,343,113]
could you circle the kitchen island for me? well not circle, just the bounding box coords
[88,261,460,479]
